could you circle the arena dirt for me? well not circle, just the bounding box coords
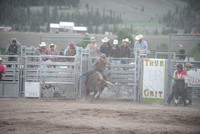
[0,98,200,134]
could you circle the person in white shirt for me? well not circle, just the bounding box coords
[133,34,148,55]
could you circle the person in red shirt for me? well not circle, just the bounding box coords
[166,63,189,106]
[0,57,6,80]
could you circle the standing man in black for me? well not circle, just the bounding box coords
[100,37,112,58]
[177,44,186,61]
[5,38,21,67]
[120,38,131,64]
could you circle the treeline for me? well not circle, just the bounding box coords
[0,0,123,34]
[72,7,123,34]
[0,0,80,7]
[162,0,200,33]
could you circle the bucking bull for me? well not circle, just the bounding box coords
[84,71,115,99]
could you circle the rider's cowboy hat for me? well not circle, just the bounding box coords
[135,34,143,41]
[122,38,131,43]
[102,37,109,43]
[100,54,106,59]
[39,42,47,47]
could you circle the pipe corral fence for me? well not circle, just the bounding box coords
[0,34,199,102]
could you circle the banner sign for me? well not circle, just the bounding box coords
[142,59,165,102]
[187,70,200,87]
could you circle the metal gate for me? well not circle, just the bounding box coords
[0,55,20,97]
[21,46,82,99]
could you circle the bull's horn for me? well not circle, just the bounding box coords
[106,81,114,86]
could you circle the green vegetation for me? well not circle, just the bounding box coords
[0,48,6,55]
[161,28,177,35]
[76,36,90,48]
[156,43,168,51]
[189,42,200,60]
[162,0,200,34]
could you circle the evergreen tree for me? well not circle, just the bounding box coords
[51,6,59,23]
[95,25,99,34]
[26,6,31,25]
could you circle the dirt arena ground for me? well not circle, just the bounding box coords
[0,98,200,134]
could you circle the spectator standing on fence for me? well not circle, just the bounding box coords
[177,44,186,61]
[64,41,79,62]
[38,42,48,61]
[0,57,5,80]
[48,44,58,62]
[100,37,112,58]
[110,39,121,64]
[120,38,131,64]
[5,38,21,67]
[134,34,148,55]
[87,37,100,57]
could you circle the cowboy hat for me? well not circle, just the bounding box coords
[135,34,143,41]
[184,62,192,68]
[102,37,109,43]
[100,53,106,59]
[0,57,2,61]
[11,38,17,42]
[113,40,118,45]
[122,38,131,43]
[48,43,56,49]
[178,44,182,47]
[69,41,75,46]
[90,37,95,41]
[39,42,47,47]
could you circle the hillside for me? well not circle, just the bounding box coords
[79,0,181,22]
[77,0,186,34]
[0,0,187,35]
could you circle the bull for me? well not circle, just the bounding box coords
[85,71,114,99]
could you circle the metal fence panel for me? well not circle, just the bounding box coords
[0,55,20,97]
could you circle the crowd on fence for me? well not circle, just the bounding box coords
[1,34,188,64]
[1,34,149,62]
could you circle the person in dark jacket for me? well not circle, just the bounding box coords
[100,37,112,57]
[120,38,131,64]
[177,44,186,61]
[5,38,21,67]
[110,39,121,64]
